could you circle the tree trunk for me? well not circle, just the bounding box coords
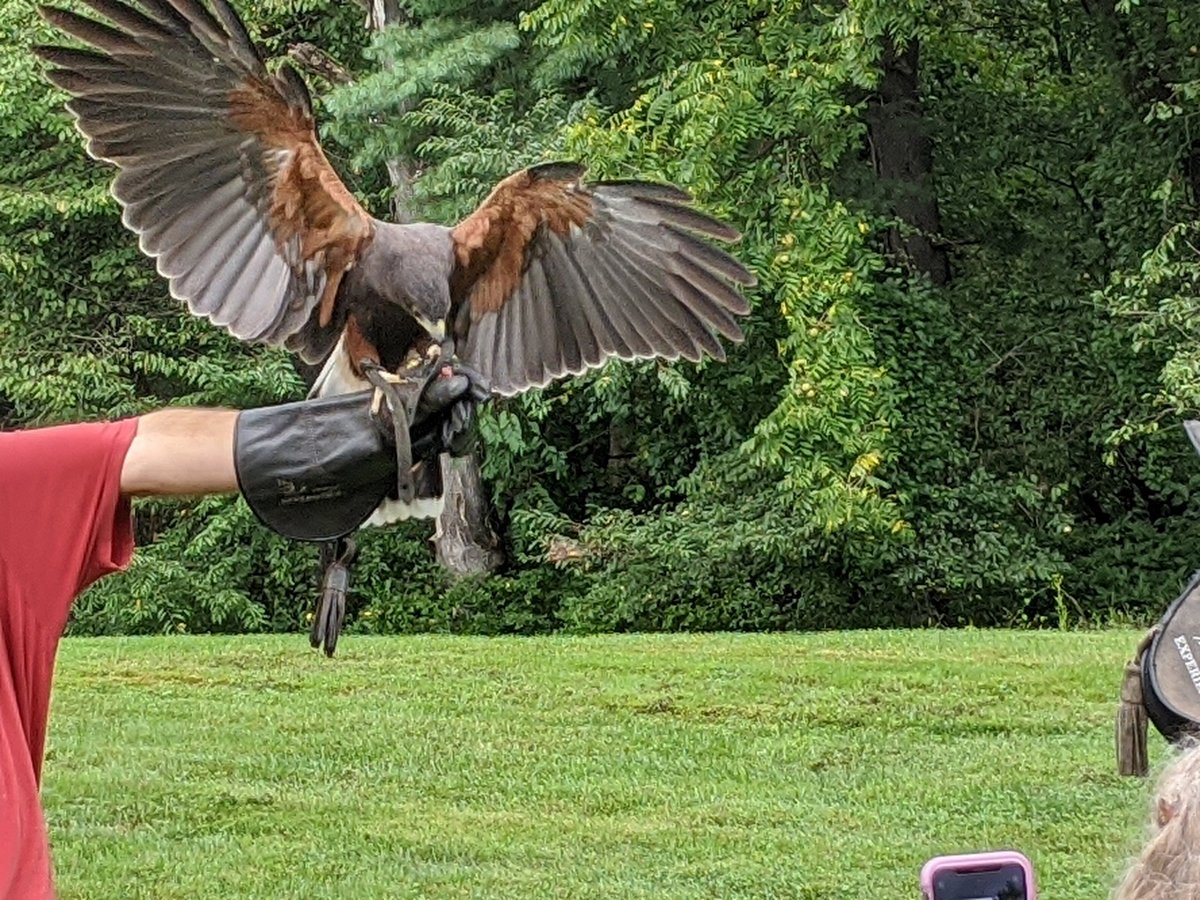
[1047,0,1074,75]
[606,418,634,489]
[367,0,416,224]
[366,0,504,576]
[865,37,950,285]
[434,457,505,574]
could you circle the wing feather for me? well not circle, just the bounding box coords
[559,233,641,359]
[184,208,261,312]
[238,256,296,339]
[542,232,607,368]
[590,181,693,203]
[470,312,503,388]
[606,232,741,343]
[40,6,153,56]
[672,255,754,328]
[168,189,253,292]
[523,258,558,385]
[122,159,242,225]
[502,278,531,388]
[582,245,678,353]
[596,234,715,360]
[41,9,197,107]
[154,177,247,267]
[620,195,742,242]
[566,239,656,359]
[662,225,756,289]
[67,0,177,39]
[606,236,726,361]
[208,238,278,327]
[666,274,743,343]
[533,256,583,378]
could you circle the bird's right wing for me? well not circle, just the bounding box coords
[35,0,374,362]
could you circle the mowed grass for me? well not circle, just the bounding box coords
[43,630,1158,899]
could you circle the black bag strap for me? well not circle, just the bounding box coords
[1117,627,1158,777]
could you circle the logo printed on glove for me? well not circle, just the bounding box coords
[1173,633,1200,698]
[276,478,346,506]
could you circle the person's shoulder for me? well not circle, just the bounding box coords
[0,419,139,471]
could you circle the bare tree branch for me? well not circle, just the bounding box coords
[287,42,354,87]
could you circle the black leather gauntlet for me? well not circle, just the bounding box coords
[233,362,489,657]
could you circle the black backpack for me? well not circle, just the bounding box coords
[1118,422,1200,775]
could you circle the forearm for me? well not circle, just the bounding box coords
[120,408,239,496]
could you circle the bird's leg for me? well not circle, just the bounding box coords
[311,536,357,658]
[367,368,407,417]
[359,358,430,505]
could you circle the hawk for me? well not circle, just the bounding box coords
[35,0,755,523]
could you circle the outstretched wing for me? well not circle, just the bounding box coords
[448,162,755,397]
[35,0,374,361]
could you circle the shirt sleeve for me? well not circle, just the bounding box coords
[0,419,139,634]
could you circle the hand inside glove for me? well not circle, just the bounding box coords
[359,358,490,506]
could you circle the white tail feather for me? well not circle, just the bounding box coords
[365,495,446,527]
[310,336,367,398]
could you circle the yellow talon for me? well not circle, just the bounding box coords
[368,368,406,415]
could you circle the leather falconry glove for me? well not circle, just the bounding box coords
[233,360,487,543]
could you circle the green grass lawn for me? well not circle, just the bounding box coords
[43,630,1157,899]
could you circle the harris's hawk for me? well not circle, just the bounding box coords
[34,0,755,524]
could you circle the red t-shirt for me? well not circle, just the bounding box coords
[0,419,138,899]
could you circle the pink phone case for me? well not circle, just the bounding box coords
[920,850,1037,900]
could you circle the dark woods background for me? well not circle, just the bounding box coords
[3,0,1200,636]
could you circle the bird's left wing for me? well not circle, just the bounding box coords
[34,0,374,362]
[448,163,755,397]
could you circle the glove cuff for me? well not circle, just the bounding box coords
[234,391,396,542]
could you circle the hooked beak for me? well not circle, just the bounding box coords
[416,316,456,359]
[416,316,445,342]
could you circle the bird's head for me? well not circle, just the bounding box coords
[364,222,456,354]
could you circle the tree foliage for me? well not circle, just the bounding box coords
[6,0,1200,634]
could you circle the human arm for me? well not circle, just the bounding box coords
[117,364,484,540]
[119,408,239,497]
[119,360,485,501]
